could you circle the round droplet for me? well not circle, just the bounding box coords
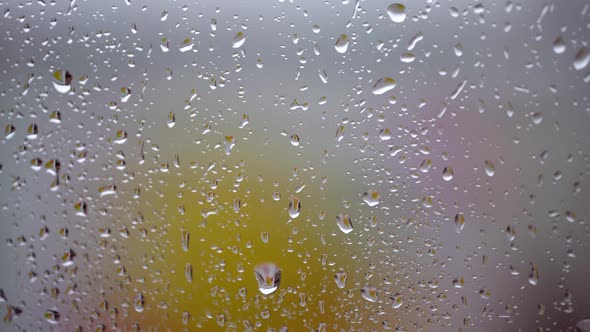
[372,77,396,95]
[336,213,353,234]
[378,128,392,140]
[334,34,349,54]
[254,263,281,295]
[387,3,406,23]
[442,166,454,181]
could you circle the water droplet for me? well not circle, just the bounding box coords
[4,124,15,139]
[179,38,193,52]
[484,160,495,176]
[442,166,454,181]
[44,310,59,324]
[391,293,403,308]
[454,213,465,233]
[134,293,144,312]
[334,34,349,54]
[419,159,432,173]
[290,134,300,146]
[336,213,353,234]
[288,196,301,218]
[387,3,406,23]
[361,286,378,302]
[372,77,396,95]
[378,128,392,140]
[52,69,72,94]
[232,31,246,48]
[528,264,539,286]
[553,36,566,54]
[319,68,328,84]
[334,270,347,288]
[573,47,590,71]
[400,52,415,63]
[113,86,128,103]
[335,125,345,142]
[362,190,380,207]
[254,263,281,295]
[224,136,236,155]
[181,228,189,251]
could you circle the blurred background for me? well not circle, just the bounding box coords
[0,0,589,330]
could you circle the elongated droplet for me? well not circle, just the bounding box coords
[232,31,246,48]
[372,77,396,95]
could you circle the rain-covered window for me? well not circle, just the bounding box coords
[1,0,589,331]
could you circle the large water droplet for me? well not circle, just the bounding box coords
[362,190,380,207]
[484,160,495,177]
[387,3,406,23]
[334,34,349,54]
[232,31,246,48]
[254,263,281,295]
[552,36,566,54]
[334,271,347,288]
[442,166,454,181]
[361,286,378,302]
[134,293,144,312]
[52,69,72,94]
[336,213,353,234]
[372,77,396,95]
[574,47,590,71]
[288,196,301,218]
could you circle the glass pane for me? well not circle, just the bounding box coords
[1,0,589,330]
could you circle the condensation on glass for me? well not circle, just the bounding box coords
[0,0,589,331]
